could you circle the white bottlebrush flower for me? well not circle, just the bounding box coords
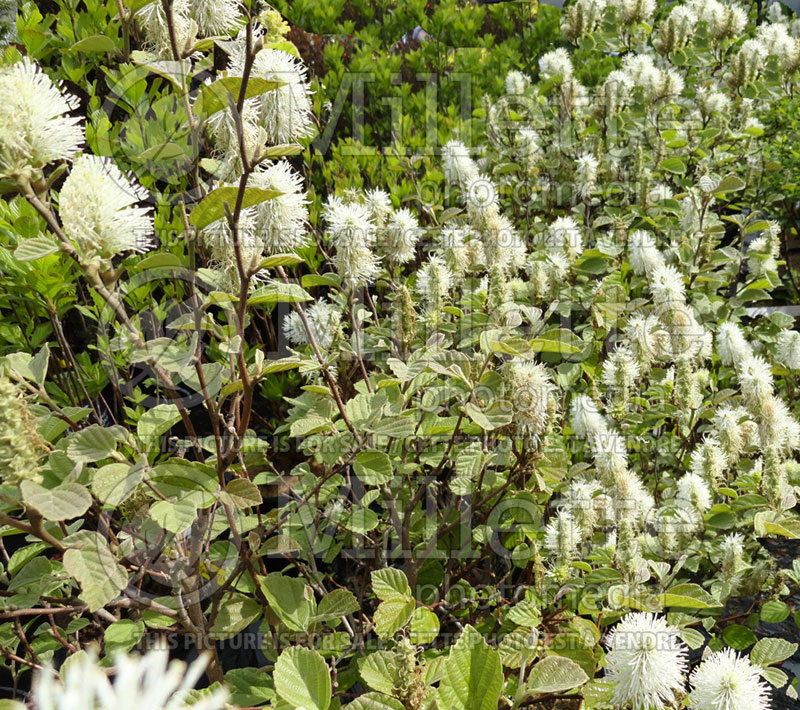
[544,509,582,562]
[649,264,686,308]
[611,466,654,523]
[676,472,713,512]
[516,128,542,170]
[545,216,583,259]
[189,0,241,36]
[688,648,770,710]
[689,436,728,486]
[738,354,774,411]
[720,532,746,583]
[592,431,629,482]
[415,255,452,307]
[561,0,607,40]
[505,70,531,95]
[626,314,669,371]
[654,4,698,53]
[777,329,800,370]
[575,152,599,199]
[507,360,557,443]
[203,207,264,292]
[381,208,421,266]
[601,345,640,400]
[611,0,656,25]
[622,53,661,93]
[438,226,471,279]
[0,58,83,179]
[697,86,731,118]
[562,479,603,537]
[32,648,228,710]
[713,406,749,464]
[228,46,314,145]
[716,322,752,367]
[747,234,779,277]
[538,48,574,82]
[605,613,689,710]
[484,210,526,270]
[248,160,309,254]
[602,69,633,114]
[60,154,154,263]
[570,394,608,439]
[205,101,267,181]
[442,140,479,188]
[323,196,380,288]
[628,230,664,276]
[137,1,197,59]
[362,188,393,228]
[759,396,800,453]
[283,298,341,350]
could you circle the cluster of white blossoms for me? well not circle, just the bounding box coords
[60,155,154,264]
[0,58,83,180]
[283,298,342,351]
[32,649,228,710]
[137,0,242,58]
[506,360,558,445]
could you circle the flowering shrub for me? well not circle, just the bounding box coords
[1,1,800,709]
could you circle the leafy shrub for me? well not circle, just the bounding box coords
[1,1,800,709]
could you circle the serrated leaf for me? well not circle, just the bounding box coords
[358,651,400,694]
[221,478,262,509]
[21,480,91,521]
[499,627,539,668]
[316,588,360,622]
[526,655,588,695]
[150,498,197,534]
[66,425,116,462]
[260,573,314,632]
[210,595,261,637]
[248,282,313,306]
[92,462,143,506]
[63,533,127,612]
[374,598,415,639]
[353,450,394,485]
[13,237,58,261]
[658,583,721,609]
[344,693,404,710]
[137,404,182,445]
[194,76,284,117]
[439,625,503,710]
[274,646,331,710]
[751,637,798,667]
[371,568,411,600]
[410,607,439,644]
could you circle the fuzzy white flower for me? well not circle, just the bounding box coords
[507,360,557,442]
[689,436,728,486]
[611,0,656,25]
[570,394,608,439]
[546,216,583,258]
[697,87,731,118]
[688,648,770,710]
[605,613,689,710]
[776,329,800,370]
[602,69,633,114]
[716,322,752,367]
[381,208,421,266]
[626,314,669,370]
[137,1,197,58]
[628,230,664,276]
[601,345,640,398]
[248,161,309,254]
[362,188,393,228]
[654,5,698,53]
[592,431,630,481]
[203,208,264,292]
[649,264,686,308]
[32,648,228,710]
[323,197,380,289]
[563,479,603,536]
[415,255,452,307]
[516,128,542,170]
[442,140,479,188]
[505,70,531,95]
[189,0,241,36]
[538,48,574,82]
[544,509,582,562]
[283,299,341,350]
[676,472,713,512]
[0,58,83,179]
[228,46,314,145]
[738,354,774,410]
[561,0,607,40]
[60,155,153,262]
[713,406,749,464]
[575,152,599,199]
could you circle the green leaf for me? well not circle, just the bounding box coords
[499,627,538,669]
[13,237,58,261]
[273,646,331,710]
[750,638,798,667]
[409,607,439,644]
[661,157,686,174]
[194,76,284,117]
[92,462,143,506]
[526,656,589,695]
[462,400,512,431]
[290,416,332,437]
[374,598,415,639]
[760,666,788,688]
[210,595,261,637]
[104,619,144,654]
[371,568,412,600]
[260,573,314,631]
[190,186,281,230]
[658,583,721,609]
[137,404,182,444]
[353,450,394,485]
[150,498,197,534]
[722,624,757,650]
[248,282,313,306]
[63,533,127,612]
[221,478,262,509]
[21,480,92,521]
[344,693,404,710]
[714,174,746,195]
[66,425,116,462]
[358,651,400,694]
[761,600,790,623]
[372,415,416,439]
[315,588,360,622]
[439,625,503,710]
[258,253,305,269]
[71,34,117,53]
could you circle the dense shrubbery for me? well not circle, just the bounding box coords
[1,1,800,709]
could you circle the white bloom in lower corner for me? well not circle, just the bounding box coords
[605,612,689,710]
[60,155,154,263]
[688,648,770,710]
[33,648,227,710]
